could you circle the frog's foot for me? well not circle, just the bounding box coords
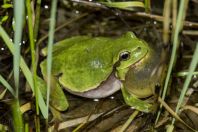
[121,87,153,113]
[65,73,122,98]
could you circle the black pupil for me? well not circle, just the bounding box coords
[120,52,130,60]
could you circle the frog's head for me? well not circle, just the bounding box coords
[114,32,150,80]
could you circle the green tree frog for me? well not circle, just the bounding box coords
[40,32,154,112]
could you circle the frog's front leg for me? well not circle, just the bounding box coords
[37,75,69,111]
[121,86,153,113]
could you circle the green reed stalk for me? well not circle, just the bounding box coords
[46,0,58,118]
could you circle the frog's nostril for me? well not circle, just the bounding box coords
[137,47,142,52]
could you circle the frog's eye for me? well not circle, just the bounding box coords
[120,51,130,61]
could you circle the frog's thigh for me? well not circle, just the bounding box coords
[121,86,152,113]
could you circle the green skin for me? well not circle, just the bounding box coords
[40,32,153,112]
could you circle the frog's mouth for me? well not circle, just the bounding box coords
[65,73,122,99]
[129,50,149,69]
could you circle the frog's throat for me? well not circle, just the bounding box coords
[64,73,122,99]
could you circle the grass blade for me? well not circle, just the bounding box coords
[11,99,24,131]
[101,1,145,11]
[13,0,24,98]
[171,43,198,125]
[34,0,42,40]
[46,0,58,118]
[26,0,40,116]
[0,74,15,96]
[144,0,151,13]
[163,0,171,44]
[156,0,189,125]
[0,26,48,118]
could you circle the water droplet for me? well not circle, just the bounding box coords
[93,99,99,102]
[1,47,5,51]
[130,106,135,110]
[115,12,119,16]
[44,5,49,9]
[75,10,79,14]
[110,96,114,99]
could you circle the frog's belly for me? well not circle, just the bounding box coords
[64,73,122,98]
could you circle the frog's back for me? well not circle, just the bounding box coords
[55,37,118,92]
[41,36,91,56]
